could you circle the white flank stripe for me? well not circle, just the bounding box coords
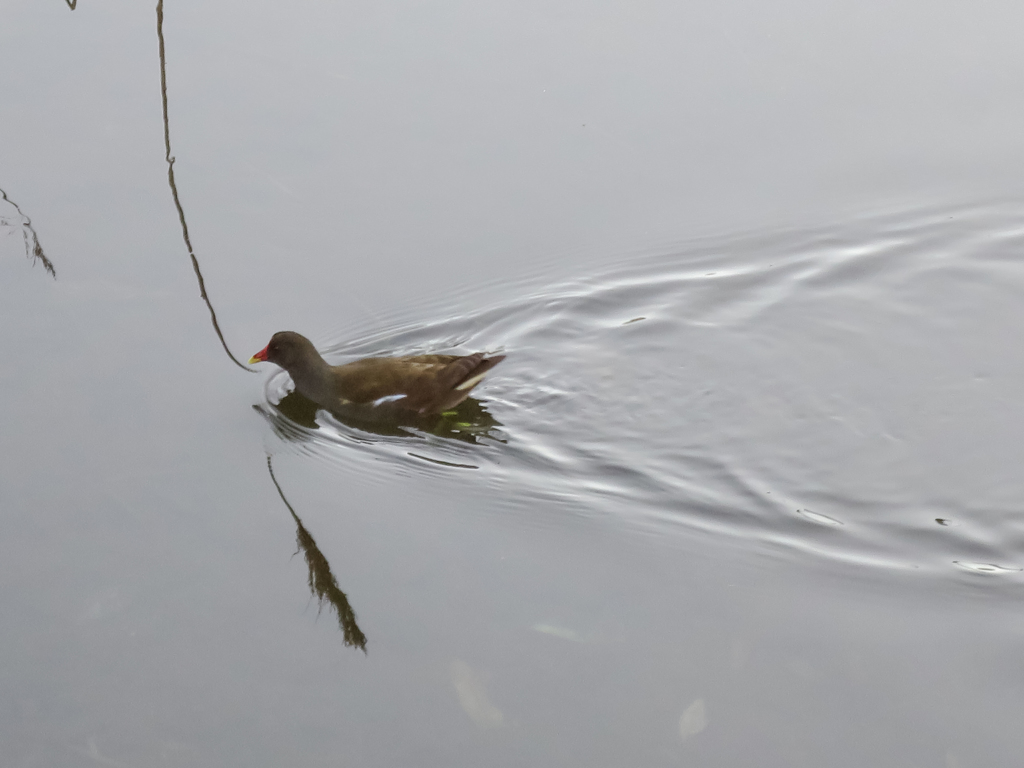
[455,373,487,391]
[372,394,407,407]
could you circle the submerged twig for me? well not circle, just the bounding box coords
[267,456,368,652]
[156,0,255,373]
[0,185,56,278]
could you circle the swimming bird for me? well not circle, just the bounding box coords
[249,331,505,416]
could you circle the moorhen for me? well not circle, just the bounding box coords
[250,331,505,416]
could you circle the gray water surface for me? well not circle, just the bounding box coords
[4,1,1024,766]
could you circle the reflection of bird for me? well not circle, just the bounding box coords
[250,331,505,416]
[271,388,506,446]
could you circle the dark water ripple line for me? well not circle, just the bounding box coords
[257,201,1024,579]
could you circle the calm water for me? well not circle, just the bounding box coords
[5,2,1024,766]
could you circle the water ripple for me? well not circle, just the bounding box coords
[258,201,1024,578]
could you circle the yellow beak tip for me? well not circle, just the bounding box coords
[248,356,262,365]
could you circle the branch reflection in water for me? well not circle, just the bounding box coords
[156,0,255,373]
[0,185,56,278]
[266,456,367,653]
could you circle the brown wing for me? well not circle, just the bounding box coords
[435,353,506,391]
[330,354,505,413]
[420,353,506,413]
[394,355,461,365]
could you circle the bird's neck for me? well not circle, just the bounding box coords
[289,355,336,404]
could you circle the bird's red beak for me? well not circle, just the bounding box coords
[248,345,270,365]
